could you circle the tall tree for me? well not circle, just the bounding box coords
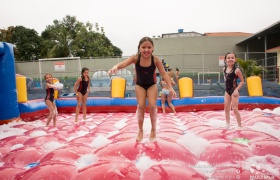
[0,26,42,61]
[0,26,15,42]
[41,15,122,58]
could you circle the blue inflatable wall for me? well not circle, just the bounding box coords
[0,42,20,121]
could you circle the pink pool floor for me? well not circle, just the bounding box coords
[0,109,280,179]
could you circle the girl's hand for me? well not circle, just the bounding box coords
[108,65,118,75]
[233,90,239,97]
[76,93,79,99]
[169,88,177,98]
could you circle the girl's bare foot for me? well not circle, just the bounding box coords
[236,126,242,130]
[136,131,143,142]
[149,131,156,141]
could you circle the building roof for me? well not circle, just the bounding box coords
[266,46,280,52]
[204,32,253,37]
[237,21,280,45]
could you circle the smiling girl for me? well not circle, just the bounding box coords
[223,52,244,130]
[108,36,176,141]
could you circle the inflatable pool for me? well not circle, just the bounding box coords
[1,108,280,179]
[1,42,280,179]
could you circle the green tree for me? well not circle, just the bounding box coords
[41,15,122,58]
[0,26,15,42]
[236,58,267,78]
[41,15,83,58]
[0,26,42,61]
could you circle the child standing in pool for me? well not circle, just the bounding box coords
[223,52,244,129]
[161,77,176,113]
[175,67,180,84]
[74,67,90,123]
[108,36,177,142]
[44,73,58,127]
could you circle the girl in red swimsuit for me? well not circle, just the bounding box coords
[108,36,176,142]
[223,52,244,130]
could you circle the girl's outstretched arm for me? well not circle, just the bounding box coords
[108,56,136,75]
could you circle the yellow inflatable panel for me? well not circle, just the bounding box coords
[247,76,263,96]
[111,77,126,98]
[16,75,27,103]
[178,77,193,98]
[53,78,59,99]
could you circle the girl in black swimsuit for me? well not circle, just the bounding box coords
[44,73,59,127]
[223,52,244,130]
[108,37,177,142]
[74,67,90,123]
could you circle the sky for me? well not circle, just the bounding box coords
[1,0,280,56]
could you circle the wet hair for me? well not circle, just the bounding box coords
[137,37,154,62]
[224,52,237,68]
[44,73,52,80]
[81,67,89,80]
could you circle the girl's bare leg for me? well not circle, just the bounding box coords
[147,85,158,141]
[167,95,176,113]
[52,103,57,126]
[224,92,231,129]
[231,94,242,129]
[75,94,82,123]
[149,106,157,141]
[45,100,54,126]
[161,95,166,113]
[135,85,147,142]
[136,106,144,141]
[82,94,88,120]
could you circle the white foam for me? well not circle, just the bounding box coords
[0,128,26,140]
[272,107,280,115]
[65,130,89,141]
[106,163,125,177]
[245,155,280,177]
[30,121,46,128]
[143,117,152,134]
[191,161,214,178]
[248,122,280,138]
[43,141,65,151]
[0,122,21,130]
[87,125,97,130]
[29,130,48,137]
[10,144,24,150]
[107,130,120,138]
[252,108,263,112]
[207,119,225,128]
[113,119,127,129]
[135,155,157,173]
[176,132,210,157]
[178,124,188,131]
[76,130,89,137]
[263,109,273,114]
[75,154,99,169]
[90,134,111,149]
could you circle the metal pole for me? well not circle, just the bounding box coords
[202,54,205,84]
[264,35,267,79]
[38,59,42,88]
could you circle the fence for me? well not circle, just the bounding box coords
[15,52,279,90]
